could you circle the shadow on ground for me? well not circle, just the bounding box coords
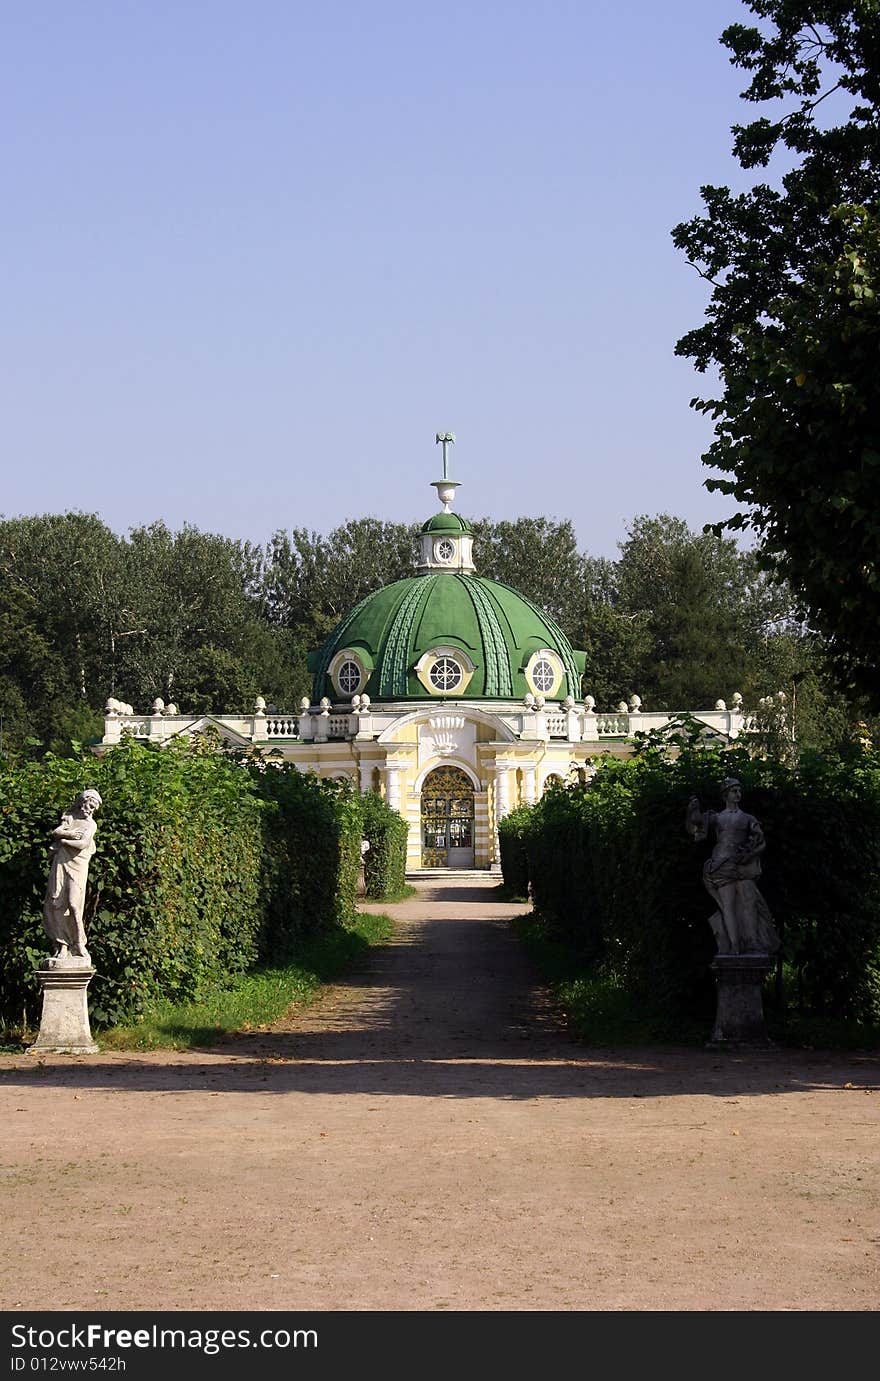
[4,888,878,1102]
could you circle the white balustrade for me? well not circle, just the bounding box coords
[101,700,750,758]
[596,713,629,736]
[121,721,151,738]
[264,716,299,738]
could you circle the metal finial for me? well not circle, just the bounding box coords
[435,431,455,481]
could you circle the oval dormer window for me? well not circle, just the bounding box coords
[337,660,362,695]
[525,648,563,698]
[429,656,463,692]
[531,659,555,693]
[434,537,455,563]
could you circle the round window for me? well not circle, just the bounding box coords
[532,659,556,693]
[337,660,362,694]
[429,656,463,692]
[434,538,455,563]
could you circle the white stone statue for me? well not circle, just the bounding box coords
[43,789,102,964]
[686,777,780,956]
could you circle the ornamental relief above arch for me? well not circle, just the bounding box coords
[376,705,516,747]
[416,713,476,770]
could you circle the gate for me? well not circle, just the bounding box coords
[421,766,475,868]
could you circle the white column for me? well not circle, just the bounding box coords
[495,766,512,820]
[385,763,401,813]
[359,762,373,795]
[522,765,537,805]
[492,764,513,867]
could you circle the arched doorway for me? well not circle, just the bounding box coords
[421,766,475,868]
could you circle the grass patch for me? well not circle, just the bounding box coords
[96,911,394,1052]
[514,914,880,1049]
[513,914,707,1046]
[766,1010,880,1050]
[490,882,529,904]
[365,883,416,904]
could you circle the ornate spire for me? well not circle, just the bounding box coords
[432,431,460,512]
[417,432,475,574]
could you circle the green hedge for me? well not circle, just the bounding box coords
[360,791,408,899]
[0,739,363,1029]
[498,805,533,899]
[254,767,362,938]
[519,736,880,1025]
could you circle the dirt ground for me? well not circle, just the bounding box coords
[1,878,878,1312]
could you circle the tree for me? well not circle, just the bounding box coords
[673,1,880,701]
[569,555,653,709]
[114,522,268,710]
[694,205,880,699]
[0,513,125,705]
[175,646,256,716]
[611,515,788,709]
[471,517,584,629]
[0,581,73,753]
[262,519,418,654]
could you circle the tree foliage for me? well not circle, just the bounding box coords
[673,1,880,701]
[0,505,868,757]
[471,516,582,628]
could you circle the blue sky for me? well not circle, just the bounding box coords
[1,1,761,556]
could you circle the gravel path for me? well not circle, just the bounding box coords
[1,878,878,1311]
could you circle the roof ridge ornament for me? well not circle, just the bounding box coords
[432,431,460,512]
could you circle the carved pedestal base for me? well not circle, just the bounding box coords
[28,961,99,1055]
[708,954,773,1048]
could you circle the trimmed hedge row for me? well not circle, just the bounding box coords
[360,791,408,899]
[501,738,880,1024]
[0,739,365,1029]
[497,805,532,899]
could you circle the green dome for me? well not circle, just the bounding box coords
[311,573,585,703]
[421,511,474,534]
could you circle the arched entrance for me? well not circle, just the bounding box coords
[421,766,475,868]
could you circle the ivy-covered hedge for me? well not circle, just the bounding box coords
[514,736,880,1025]
[360,791,408,899]
[0,739,363,1029]
[254,767,362,943]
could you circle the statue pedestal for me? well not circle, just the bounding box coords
[708,954,773,1048]
[27,961,99,1055]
